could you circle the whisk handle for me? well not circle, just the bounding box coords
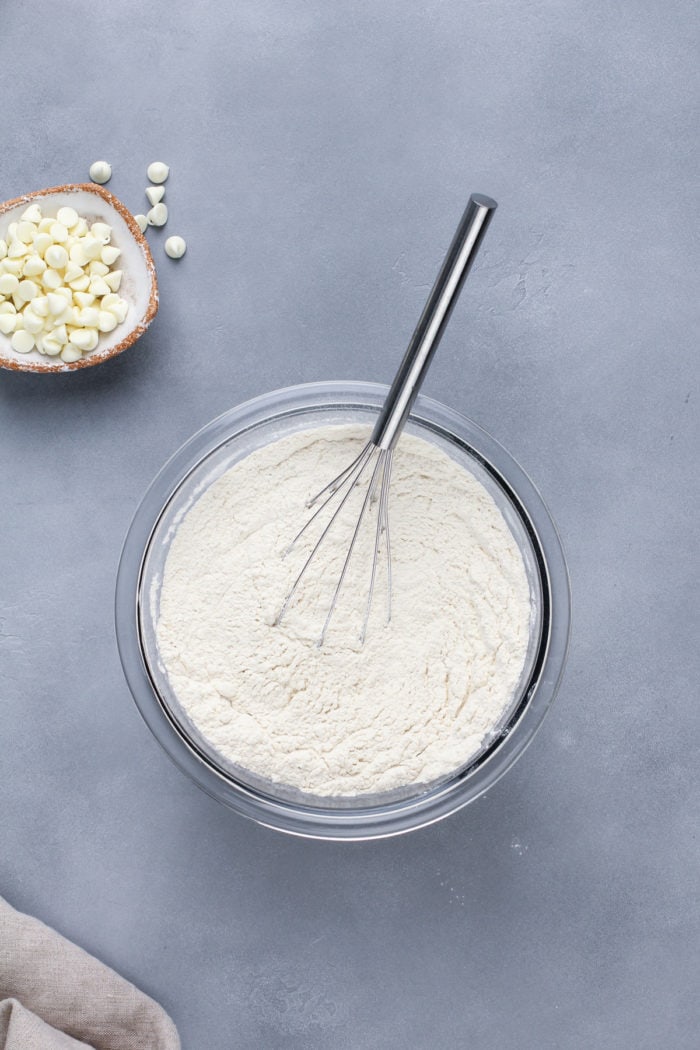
[371,193,497,451]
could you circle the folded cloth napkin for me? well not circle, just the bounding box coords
[0,896,180,1050]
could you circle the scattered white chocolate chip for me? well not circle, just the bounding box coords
[146,162,169,184]
[145,185,165,206]
[89,161,112,184]
[147,203,168,227]
[164,235,186,259]
[134,214,148,233]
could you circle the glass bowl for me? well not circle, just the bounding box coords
[115,382,570,840]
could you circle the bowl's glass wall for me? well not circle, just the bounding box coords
[116,383,570,839]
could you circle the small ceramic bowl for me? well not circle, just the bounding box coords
[0,183,158,373]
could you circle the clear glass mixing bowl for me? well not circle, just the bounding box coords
[115,382,570,840]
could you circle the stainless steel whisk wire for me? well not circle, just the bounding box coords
[275,193,497,645]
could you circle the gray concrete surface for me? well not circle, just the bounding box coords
[1,1,698,1047]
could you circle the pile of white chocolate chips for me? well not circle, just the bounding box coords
[0,203,128,363]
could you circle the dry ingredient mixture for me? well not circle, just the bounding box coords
[155,425,532,797]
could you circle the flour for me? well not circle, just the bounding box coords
[155,425,532,798]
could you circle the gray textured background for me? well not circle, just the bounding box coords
[1,1,698,1047]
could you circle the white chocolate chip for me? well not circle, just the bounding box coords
[77,307,100,328]
[63,262,84,283]
[33,232,53,256]
[60,345,82,363]
[164,235,186,259]
[20,204,43,224]
[97,310,118,332]
[103,269,122,292]
[56,207,79,229]
[42,335,62,356]
[68,328,98,351]
[0,273,19,295]
[49,223,69,243]
[22,255,47,277]
[89,276,111,297]
[88,260,109,277]
[147,203,168,227]
[134,214,148,233]
[11,329,34,353]
[100,245,121,266]
[82,238,103,261]
[17,279,39,302]
[145,185,165,207]
[47,293,67,316]
[69,243,89,267]
[41,269,63,291]
[17,221,37,244]
[44,244,69,270]
[89,161,112,184]
[22,309,43,334]
[0,314,17,334]
[146,162,169,184]
[90,222,112,244]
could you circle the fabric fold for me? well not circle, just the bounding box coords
[0,897,180,1050]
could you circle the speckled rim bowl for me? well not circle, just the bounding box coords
[0,184,158,372]
[115,382,570,840]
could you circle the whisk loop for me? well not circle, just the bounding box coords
[274,192,497,645]
[274,442,393,646]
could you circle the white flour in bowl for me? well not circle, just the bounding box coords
[155,425,532,797]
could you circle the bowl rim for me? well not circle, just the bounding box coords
[115,381,571,840]
[0,183,158,373]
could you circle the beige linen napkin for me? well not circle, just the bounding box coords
[0,896,180,1050]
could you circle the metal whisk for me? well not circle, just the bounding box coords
[276,193,497,645]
